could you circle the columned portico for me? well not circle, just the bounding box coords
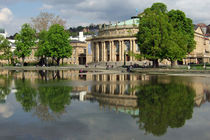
[91,38,139,63]
[87,17,140,64]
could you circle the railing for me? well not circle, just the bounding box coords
[99,24,138,31]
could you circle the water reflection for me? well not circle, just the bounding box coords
[1,70,210,138]
[134,81,195,136]
[14,78,72,121]
[0,74,12,104]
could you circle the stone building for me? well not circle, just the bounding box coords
[21,40,91,65]
[184,24,210,64]
[88,18,210,65]
[0,31,91,65]
[63,40,91,65]
[87,17,140,64]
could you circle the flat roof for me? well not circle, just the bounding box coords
[111,18,139,26]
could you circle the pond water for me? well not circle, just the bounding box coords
[0,70,210,140]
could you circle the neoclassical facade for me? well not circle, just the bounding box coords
[87,17,140,63]
[88,18,210,65]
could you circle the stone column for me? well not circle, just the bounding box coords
[112,41,116,61]
[104,42,106,62]
[119,41,122,61]
[121,40,125,62]
[101,42,104,62]
[130,40,133,61]
[110,41,114,62]
[96,42,99,62]
[91,42,94,62]
[133,40,136,53]
[133,40,136,61]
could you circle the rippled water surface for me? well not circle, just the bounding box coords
[0,70,210,140]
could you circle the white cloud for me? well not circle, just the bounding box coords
[42,0,210,25]
[1,0,210,35]
[0,8,13,23]
[40,4,53,10]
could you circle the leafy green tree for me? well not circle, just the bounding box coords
[14,24,36,66]
[137,3,195,67]
[133,80,195,136]
[137,3,173,67]
[0,35,13,65]
[166,10,195,66]
[47,24,72,65]
[35,30,50,66]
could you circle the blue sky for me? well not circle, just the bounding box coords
[8,1,43,18]
[0,0,210,36]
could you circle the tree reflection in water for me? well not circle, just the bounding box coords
[133,80,195,136]
[15,80,37,112]
[15,79,72,121]
[0,75,12,103]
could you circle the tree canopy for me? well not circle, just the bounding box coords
[14,24,36,66]
[137,3,195,67]
[47,24,72,65]
[35,30,50,66]
[0,35,12,64]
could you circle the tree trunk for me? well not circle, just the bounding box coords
[152,59,159,68]
[22,57,25,66]
[44,57,47,66]
[52,57,55,66]
[171,60,176,68]
[11,57,14,65]
[56,58,60,66]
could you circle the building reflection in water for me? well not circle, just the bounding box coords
[1,70,210,135]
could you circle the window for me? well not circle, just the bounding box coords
[115,41,119,53]
[136,42,140,52]
[106,42,110,54]
[124,40,130,51]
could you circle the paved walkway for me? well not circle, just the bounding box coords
[1,66,210,75]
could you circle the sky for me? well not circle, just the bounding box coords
[0,0,210,36]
